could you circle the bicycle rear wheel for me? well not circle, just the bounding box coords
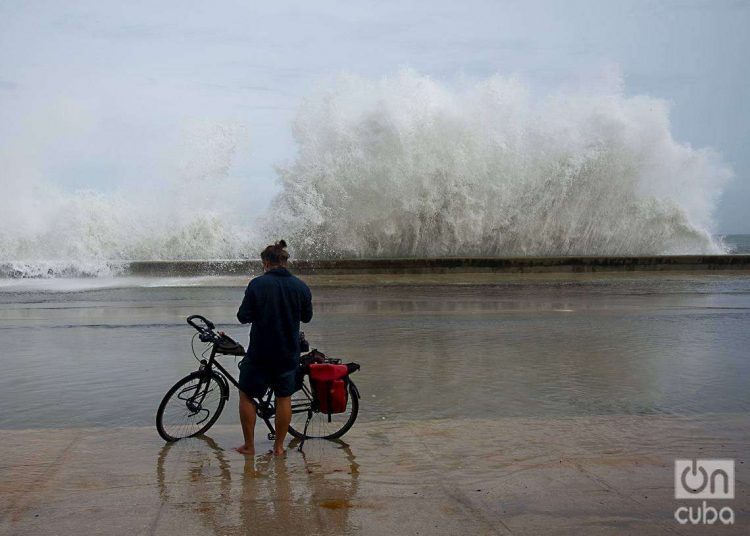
[156,371,228,442]
[288,376,359,440]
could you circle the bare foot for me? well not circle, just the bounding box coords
[273,445,285,456]
[234,445,255,456]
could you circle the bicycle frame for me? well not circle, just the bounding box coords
[198,343,315,440]
[173,314,359,446]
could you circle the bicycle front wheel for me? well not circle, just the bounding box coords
[156,371,228,442]
[288,376,359,440]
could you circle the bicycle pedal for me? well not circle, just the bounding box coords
[267,433,275,441]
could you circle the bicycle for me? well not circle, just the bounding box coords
[155,315,361,444]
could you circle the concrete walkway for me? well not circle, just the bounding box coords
[2,415,748,535]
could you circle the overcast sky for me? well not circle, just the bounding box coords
[1,0,748,232]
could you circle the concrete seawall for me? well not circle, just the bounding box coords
[123,255,750,276]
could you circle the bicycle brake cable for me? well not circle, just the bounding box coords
[191,332,201,362]
[191,332,211,363]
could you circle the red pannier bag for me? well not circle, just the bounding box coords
[309,363,349,417]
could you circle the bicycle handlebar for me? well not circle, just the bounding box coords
[186,314,309,354]
[187,315,215,333]
[186,314,246,355]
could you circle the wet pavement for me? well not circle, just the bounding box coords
[2,415,748,535]
[2,274,749,534]
[3,276,750,429]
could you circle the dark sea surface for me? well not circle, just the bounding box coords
[0,273,748,431]
[721,233,750,253]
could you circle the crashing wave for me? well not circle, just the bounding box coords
[0,71,733,277]
[267,70,731,258]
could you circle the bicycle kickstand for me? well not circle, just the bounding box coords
[298,412,312,451]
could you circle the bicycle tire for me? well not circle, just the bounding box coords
[156,370,228,442]
[288,378,359,440]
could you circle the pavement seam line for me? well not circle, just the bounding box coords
[570,460,687,536]
[410,426,514,535]
[3,433,82,526]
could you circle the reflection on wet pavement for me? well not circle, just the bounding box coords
[2,416,747,535]
[156,435,360,535]
[1,275,749,533]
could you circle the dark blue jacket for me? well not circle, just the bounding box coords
[237,267,313,373]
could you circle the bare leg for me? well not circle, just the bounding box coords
[235,391,256,455]
[273,395,292,455]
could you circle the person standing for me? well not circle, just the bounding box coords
[235,240,313,455]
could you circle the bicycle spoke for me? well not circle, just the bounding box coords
[158,374,225,441]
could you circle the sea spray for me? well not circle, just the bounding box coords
[267,70,732,258]
[0,124,259,277]
[0,71,734,277]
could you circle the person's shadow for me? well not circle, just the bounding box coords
[156,435,359,533]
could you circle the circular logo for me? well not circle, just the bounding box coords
[681,461,708,494]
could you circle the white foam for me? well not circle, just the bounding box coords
[0,124,260,277]
[268,70,732,258]
[0,275,248,292]
[0,70,733,277]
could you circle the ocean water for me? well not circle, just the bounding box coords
[722,233,750,254]
[1,273,748,431]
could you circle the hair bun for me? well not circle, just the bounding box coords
[277,239,287,249]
